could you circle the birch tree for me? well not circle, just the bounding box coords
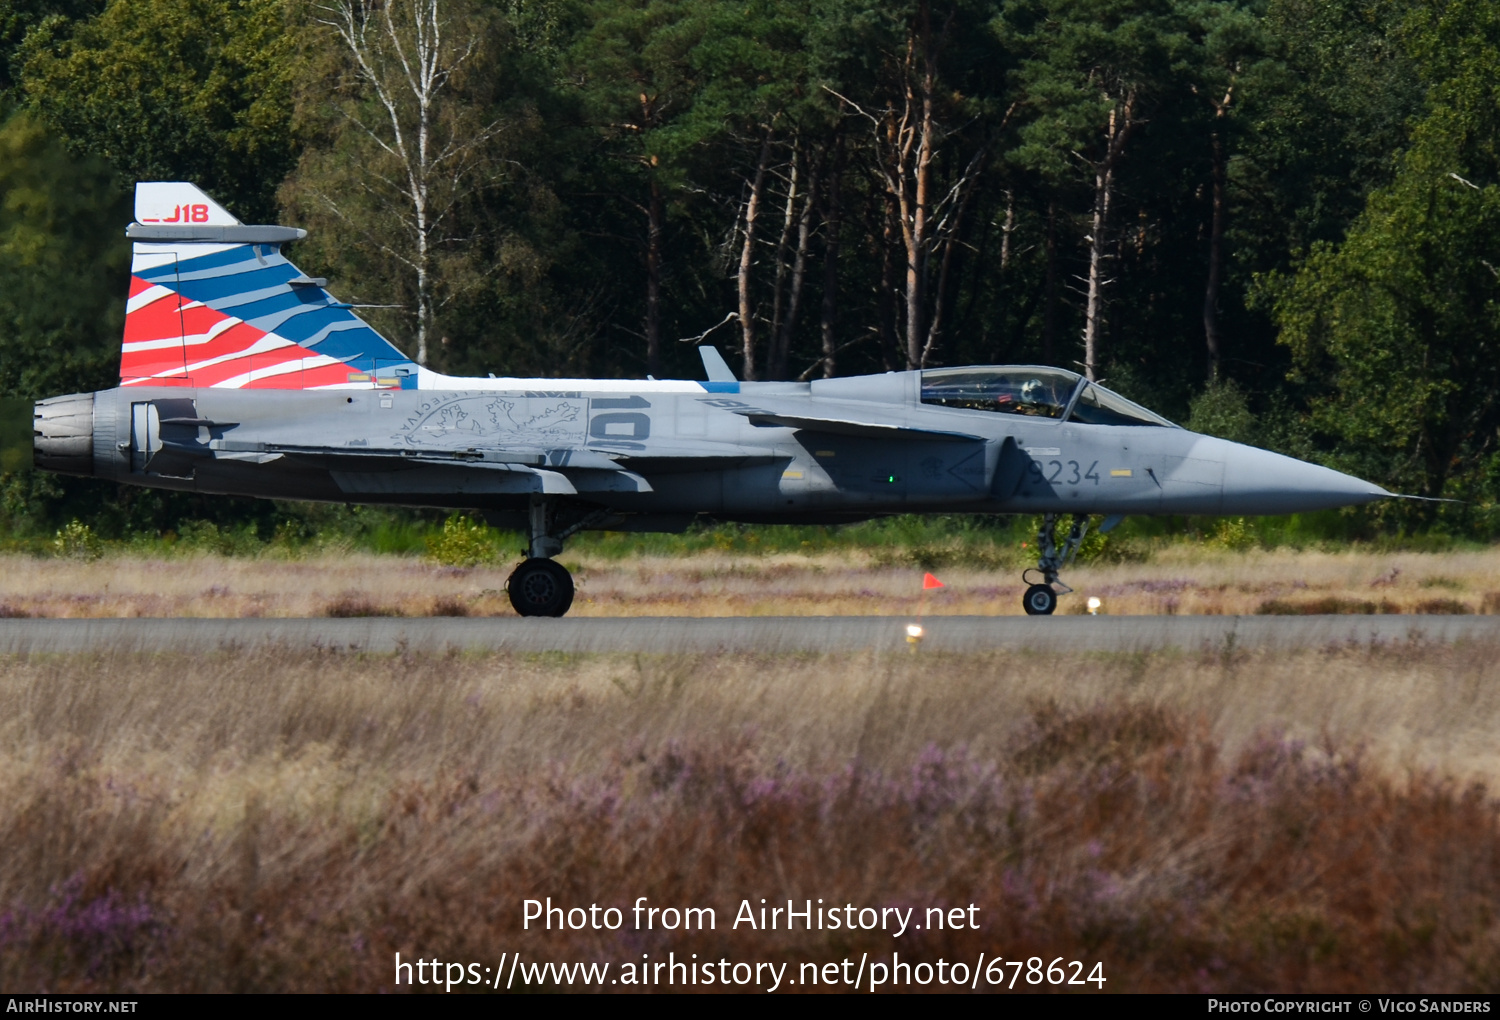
[285,0,508,366]
[683,0,810,379]
[824,0,1003,370]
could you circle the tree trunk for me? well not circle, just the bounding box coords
[738,129,773,381]
[1203,105,1230,383]
[414,5,431,367]
[769,143,799,380]
[878,191,900,372]
[775,143,820,381]
[902,13,936,369]
[1082,98,1134,382]
[1000,188,1015,271]
[645,174,663,378]
[1082,157,1112,382]
[819,130,844,379]
[415,233,430,366]
[922,148,985,367]
[1043,200,1057,365]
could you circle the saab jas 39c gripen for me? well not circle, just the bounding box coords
[32,183,1392,616]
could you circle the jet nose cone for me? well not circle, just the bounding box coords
[1200,437,1389,515]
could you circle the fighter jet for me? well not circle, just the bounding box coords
[32,182,1391,616]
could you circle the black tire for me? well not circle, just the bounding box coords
[507,558,575,617]
[1023,583,1057,616]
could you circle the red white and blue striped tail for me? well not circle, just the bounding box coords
[122,182,417,391]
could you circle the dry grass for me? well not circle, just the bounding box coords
[6,545,1500,618]
[3,641,1500,992]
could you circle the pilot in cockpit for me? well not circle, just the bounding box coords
[1016,377,1056,416]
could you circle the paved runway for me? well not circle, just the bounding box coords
[0,614,1495,655]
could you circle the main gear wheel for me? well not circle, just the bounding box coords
[507,557,575,617]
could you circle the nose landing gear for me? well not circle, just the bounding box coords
[1020,513,1089,616]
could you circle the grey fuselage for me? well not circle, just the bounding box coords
[33,368,1387,530]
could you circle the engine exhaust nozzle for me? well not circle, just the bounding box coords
[33,393,95,476]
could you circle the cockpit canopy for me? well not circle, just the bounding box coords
[919,367,1175,427]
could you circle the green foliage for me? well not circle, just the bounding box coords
[1002,0,1194,181]
[1241,0,1423,255]
[0,397,31,472]
[16,0,296,219]
[50,517,98,558]
[1208,515,1256,550]
[174,520,267,557]
[0,502,1489,561]
[0,469,57,541]
[1265,0,1500,524]
[0,0,101,95]
[1187,379,1258,446]
[0,109,127,399]
[426,513,499,567]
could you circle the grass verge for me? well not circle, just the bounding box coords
[3,643,1500,992]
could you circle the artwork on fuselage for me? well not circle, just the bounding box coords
[392,392,587,448]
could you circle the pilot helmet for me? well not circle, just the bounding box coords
[1020,378,1045,404]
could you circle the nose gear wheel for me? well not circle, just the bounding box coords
[1023,584,1058,616]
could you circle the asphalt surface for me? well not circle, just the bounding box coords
[0,614,1495,655]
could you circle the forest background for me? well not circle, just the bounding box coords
[0,0,1498,549]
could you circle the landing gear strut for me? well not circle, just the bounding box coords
[505,496,612,618]
[1021,513,1088,616]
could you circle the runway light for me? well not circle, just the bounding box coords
[1087,597,1102,615]
[905,623,924,650]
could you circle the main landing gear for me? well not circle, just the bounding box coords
[505,496,611,617]
[508,558,574,617]
[1021,513,1089,616]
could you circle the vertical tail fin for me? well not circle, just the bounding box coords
[122,182,417,390]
